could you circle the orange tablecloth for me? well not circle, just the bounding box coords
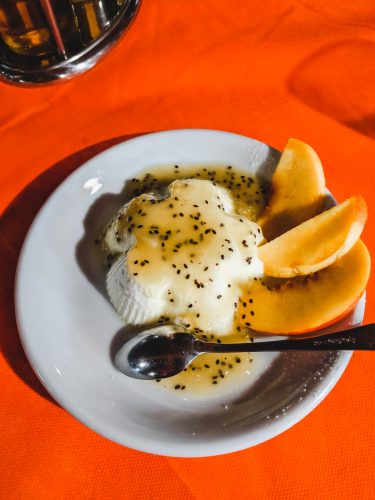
[1,1,374,498]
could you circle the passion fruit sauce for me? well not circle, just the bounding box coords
[117,165,268,394]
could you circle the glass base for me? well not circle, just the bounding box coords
[0,0,140,85]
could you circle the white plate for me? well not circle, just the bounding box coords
[15,129,364,457]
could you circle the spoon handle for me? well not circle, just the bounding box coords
[197,324,375,353]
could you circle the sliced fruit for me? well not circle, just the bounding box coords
[258,138,326,240]
[258,196,367,278]
[238,239,370,334]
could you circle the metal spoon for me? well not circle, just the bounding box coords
[114,323,375,380]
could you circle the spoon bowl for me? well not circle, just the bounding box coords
[114,326,198,380]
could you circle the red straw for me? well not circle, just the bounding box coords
[39,0,67,58]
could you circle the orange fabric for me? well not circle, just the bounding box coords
[1,1,375,498]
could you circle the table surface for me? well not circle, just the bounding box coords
[1,1,374,499]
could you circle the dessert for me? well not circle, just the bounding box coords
[104,178,263,336]
[100,139,370,390]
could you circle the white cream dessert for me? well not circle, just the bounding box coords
[103,178,264,336]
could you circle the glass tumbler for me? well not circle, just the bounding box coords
[0,0,140,84]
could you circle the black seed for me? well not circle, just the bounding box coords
[185,274,190,279]
[250,311,255,316]
[242,314,246,319]
[188,304,193,308]
[212,381,218,385]
[204,364,210,368]
[175,385,181,389]
[235,357,241,363]
[216,339,222,344]
[249,298,253,303]
[217,295,222,299]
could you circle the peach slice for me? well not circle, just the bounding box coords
[258,138,326,240]
[238,240,370,334]
[258,196,367,278]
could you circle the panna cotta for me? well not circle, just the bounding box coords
[103,178,264,336]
